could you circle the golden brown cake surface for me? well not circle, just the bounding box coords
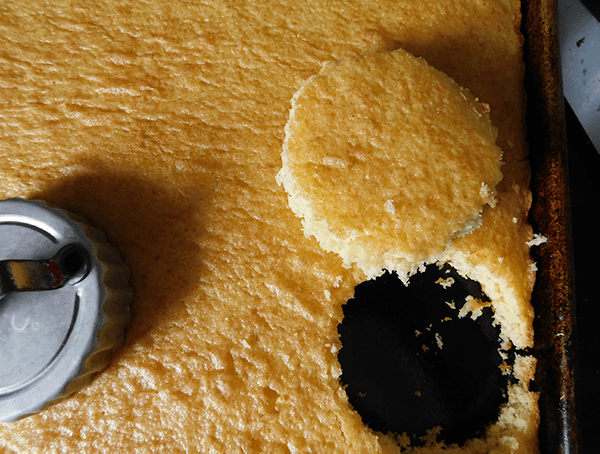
[0,0,537,452]
[278,49,503,280]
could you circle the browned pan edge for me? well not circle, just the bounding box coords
[523,0,578,452]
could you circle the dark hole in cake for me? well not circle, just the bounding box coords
[337,263,511,446]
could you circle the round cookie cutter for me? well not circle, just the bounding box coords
[0,199,132,422]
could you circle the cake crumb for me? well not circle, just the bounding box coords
[530,262,538,272]
[458,295,491,320]
[499,361,513,375]
[435,333,443,349]
[526,233,548,247]
[445,301,456,310]
[435,277,455,289]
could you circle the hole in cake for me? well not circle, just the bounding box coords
[337,264,511,446]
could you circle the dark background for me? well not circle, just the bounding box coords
[565,99,600,452]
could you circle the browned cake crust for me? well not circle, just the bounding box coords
[0,0,537,452]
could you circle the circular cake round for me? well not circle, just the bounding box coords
[277,49,504,280]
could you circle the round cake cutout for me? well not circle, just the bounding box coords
[277,49,504,280]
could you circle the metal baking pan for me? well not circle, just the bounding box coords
[524,0,578,452]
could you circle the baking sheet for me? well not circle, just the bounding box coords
[523,0,578,452]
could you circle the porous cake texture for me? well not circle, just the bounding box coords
[277,49,503,281]
[0,0,537,452]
